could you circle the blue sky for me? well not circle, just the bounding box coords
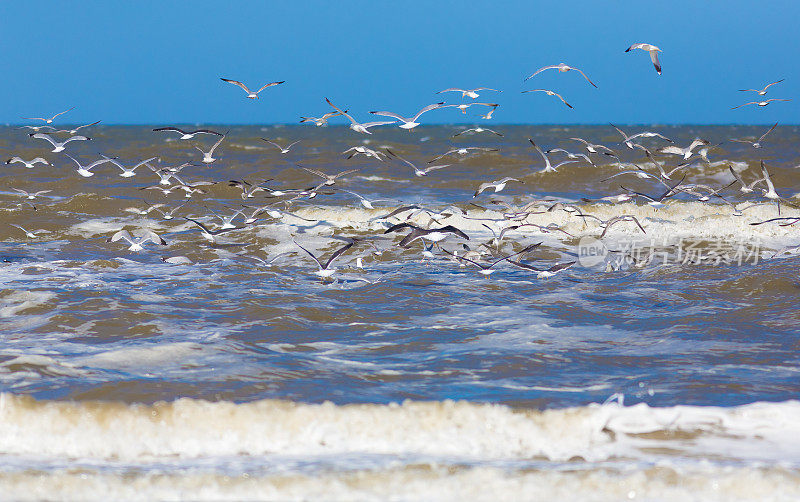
[1,1,796,125]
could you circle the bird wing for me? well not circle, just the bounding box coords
[220,78,251,93]
[759,122,779,142]
[436,88,464,94]
[650,50,662,74]
[30,133,58,146]
[292,239,324,270]
[325,98,357,125]
[255,81,285,93]
[324,241,355,269]
[412,102,446,120]
[573,67,598,88]
[370,110,407,121]
[524,65,558,81]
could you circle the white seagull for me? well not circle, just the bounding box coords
[625,43,662,74]
[22,107,74,124]
[102,155,159,178]
[656,138,710,160]
[262,138,301,154]
[452,127,504,138]
[525,63,597,88]
[107,229,167,252]
[5,157,50,169]
[196,134,226,163]
[386,149,450,177]
[11,188,51,200]
[152,127,222,140]
[300,110,345,126]
[325,98,395,134]
[739,79,784,96]
[731,99,791,110]
[293,238,355,279]
[369,102,446,130]
[65,154,114,177]
[9,224,48,239]
[730,122,778,149]
[220,78,285,99]
[29,133,90,153]
[529,139,577,173]
[521,89,573,108]
[473,177,522,197]
[436,87,501,99]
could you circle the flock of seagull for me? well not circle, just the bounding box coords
[3,44,797,281]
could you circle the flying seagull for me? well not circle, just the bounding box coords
[28,133,90,153]
[739,79,784,96]
[22,107,75,124]
[293,238,355,279]
[521,89,573,108]
[731,99,791,110]
[625,43,662,74]
[525,63,597,88]
[220,78,285,99]
[436,87,501,99]
[152,127,222,140]
[730,122,778,149]
[369,102,446,130]
[325,98,395,134]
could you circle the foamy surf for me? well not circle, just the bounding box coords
[1,395,799,500]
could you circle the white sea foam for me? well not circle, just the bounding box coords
[0,395,799,500]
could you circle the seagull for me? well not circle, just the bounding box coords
[220,78,285,99]
[206,206,246,229]
[385,149,450,177]
[525,63,597,88]
[545,148,595,166]
[196,134,226,164]
[625,43,662,74]
[325,98,395,134]
[620,175,686,210]
[730,122,778,149]
[473,177,522,197]
[293,238,355,279]
[107,229,166,252]
[5,157,49,168]
[443,243,541,276]
[300,110,345,126]
[29,133,90,153]
[521,89,573,108]
[436,87,501,99]
[598,216,647,238]
[384,223,469,248]
[22,107,74,124]
[610,124,673,149]
[51,120,102,135]
[262,138,301,154]
[152,127,222,140]
[343,146,385,160]
[728,165,765,194]
[529,139,577,173]
[19,125,55,133]
[452,127,504,138]
[299,166,360,186]
[508,259,576,278]
[102,155,158,178]
[739,79,784,96]
[9,224,47,239]
[656,138,710,160]
[731,98,791,109]
[11,188,51,200]
[184,217,243,243]
[442,102,499,115]
[568,137,615,155]
[370,102,446,129]
[65,154,114,177]
[428,147,499,164]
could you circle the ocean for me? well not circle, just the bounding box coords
[1,123,799,500]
